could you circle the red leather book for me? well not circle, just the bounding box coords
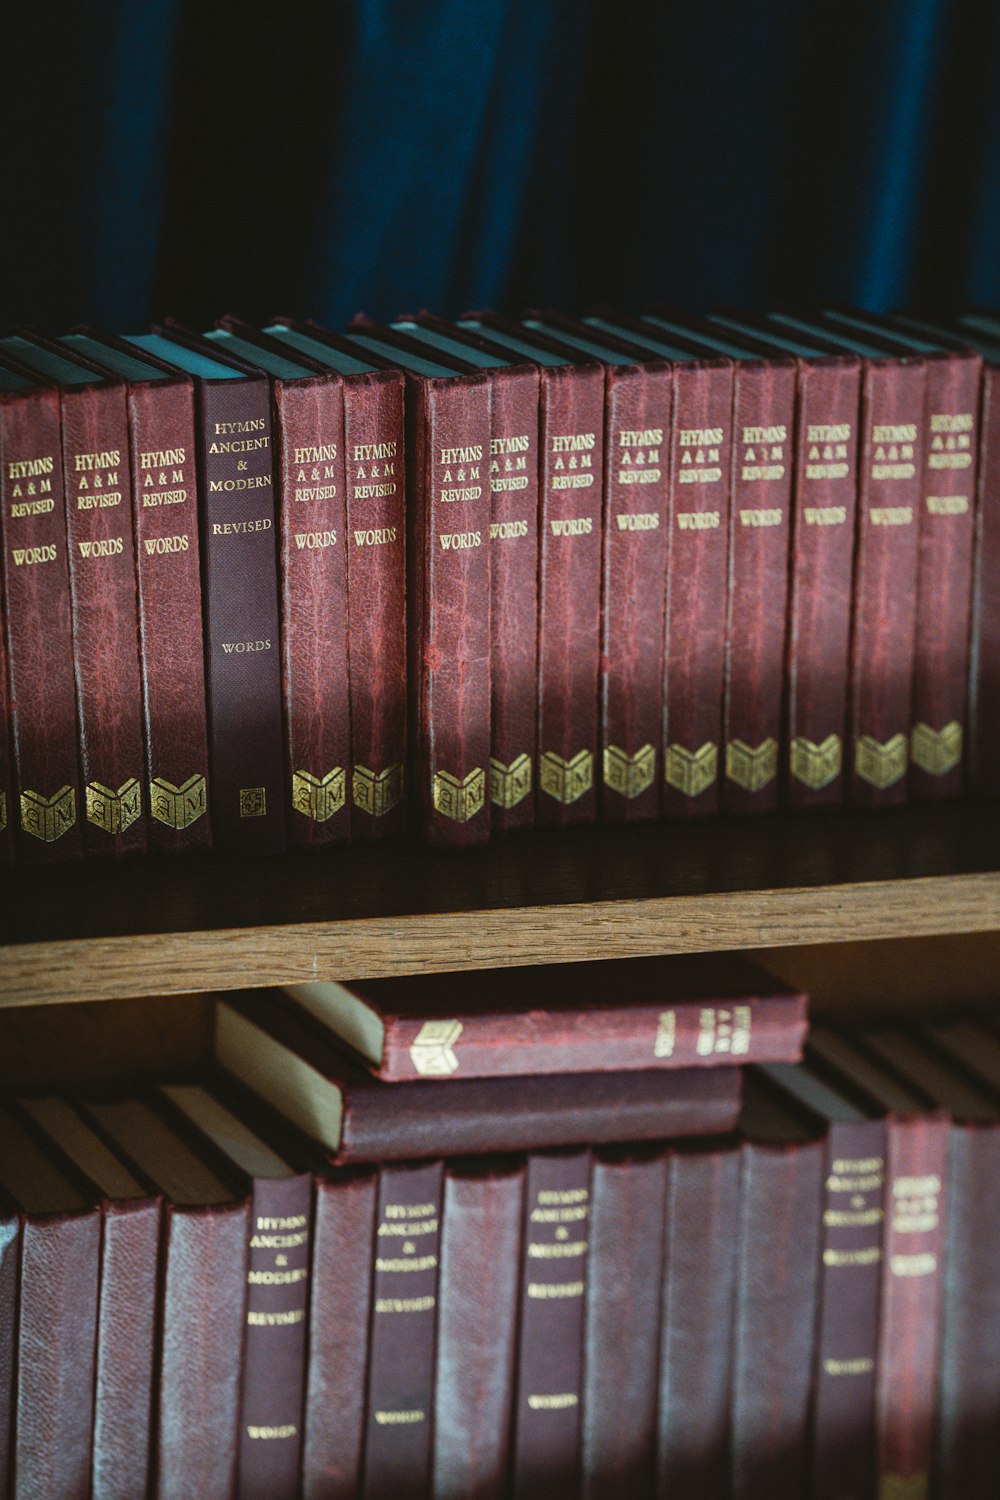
[731,1076,824,1500]
[510,1149,592,1500]
[0,598,13,866]
[656,1139,740,1500]
[462,313,605,827]
[131,329,286,855]
[4,333,147,856]
[0,1196,16,1499]
[433,1159,524,1500]
[301,1168,377,1500]
[283,954,806,1080]
[582,1146,667,1500]
[267,322,408,840]
[0,363,82,860]
[362,1159,444,1499]
[215,991,743,1161]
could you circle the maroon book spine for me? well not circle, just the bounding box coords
[910,351,981,798]
[0,1209,19,1498]
[848,359,925,806]
[600,365,672,822]
[0,386,82,859]
[582,1148,668,1500]
[723,359,796,813]
[126,376,211,851]
[656,1142,740,1500]
[362,1160,444,1498]
[343,371,407,838]
[302,1170,377,1500]
[155,1202,250,1500]
[785,358,861,807]
[0,598,13,865]
[663,361,734,816]
[968,364,1000,795]
[433,1161,524,1500]
[92,1198,161,1500]
[510,1149,592,1500]
[59,382,147,855]
[275,377,351,846]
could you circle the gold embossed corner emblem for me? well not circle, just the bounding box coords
[855,733,908,790]
[20,785,76,842]
[540,749,593,805]
[85,777,142,834]
[353,762,403,817]
[240,786,267,818]
[665,741,717,798]
[603,743,655,799]
[433,767,486,823]
[150,774,207,830]
[879,1474,928,1500]
[292,767,346,822]
[790,733,842,790]
[490,753,532,809]
[726,737,778,794]
[911,720,962,777]
[410,1019,463,1076]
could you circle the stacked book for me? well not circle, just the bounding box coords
[1,309,998,861]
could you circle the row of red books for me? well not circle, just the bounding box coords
[1,307,999,860]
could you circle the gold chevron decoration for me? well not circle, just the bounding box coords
[490,752,532,809]
[353,762,404,817]
[150,773,207,830]
[292,767,346,822]
[665,741,717,798]
[726,736,778,793]
[855,732,908,790]
[790,733,842,790]
[433,766,486,822]
[911,720,962,777]
[85,777,142,834]
[20,785,76,843]
[603,743,655,799]
[409,1019,463,1076]
[540,749,594,805]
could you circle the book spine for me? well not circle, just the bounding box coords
[0,389,82,860]
[0,1213,19,1498]
[127,379,211,851]
[237,1173,312,1500]
[343,372,407,839]
[510,1149,592,1500]
[302,1171,377,1500]
[723,362,796,814]
[488,367,540,831]
[656,1143,740,1500]
[276,380,351,847]
[663,364,734,816]
[0,601,12,866]
[910,353,981,799]
[848,362,925,806]
[91,1198,161,1500]
[408,378,492,847]
[197,378,285,854]
[536,365,605,826]
[968,365,1000,795]
[876,1115,947,1500]
[362,1159,444,1499]
[156,1202,250,1500]
[599,366,672,823]
[433,1162,524,1500]
[60,385,147,855]
[582,1149,667,1500]
[785,361,860,808]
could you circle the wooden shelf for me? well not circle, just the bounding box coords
[3,801,999,1009]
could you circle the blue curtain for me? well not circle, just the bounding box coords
[2,0,997,331]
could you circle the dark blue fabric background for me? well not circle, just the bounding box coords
[3,0,997,331]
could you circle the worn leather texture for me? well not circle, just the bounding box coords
[156,1201,250,1500]
[0,604,12,865]
[433,1162,524,1500]
[302,1170,376,1500]
[969,363,1000,795]
[0,1209,19,1497]
[582,1148,668,1500]
[362,1160,444,1499]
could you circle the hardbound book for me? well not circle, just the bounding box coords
[709,312,862,808]
[460,312,605,827]
[584,313,735,817]
[214,990,743,1161]
[0,595,14,866]
[282,954,807,1081]
[769,314,927,807]
[2,333,147,856]
[62,330,212,851]
[344,317,492,848]
[126,328,285,855]
[266,321,407,840]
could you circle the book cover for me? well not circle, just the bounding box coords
[0,593,13,866]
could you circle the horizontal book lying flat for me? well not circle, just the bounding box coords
[215,992,742,1163]
[282,955,806,1081]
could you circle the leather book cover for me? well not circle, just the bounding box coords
[582,1147,668,1500]
[433,1159,524,1500]
[0,368,82,860]
[302,1169,377,1500]
[510,1149,592,1500]
[0,605,13,866]
[362,1159,444,1499]
[0,1198,16,1500]
[656,1140,740,1500]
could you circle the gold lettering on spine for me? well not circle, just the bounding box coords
[85,778,141,834]
[240,787,267,818]
[665,742,717,798]
[790,734,842,790]
[432,767,486,822]
[149,774,207,830]
[855,734,908,789]
[696,1006,751,1058]
[409,1020,462,1077]
[353,763,403,817]
[20,786,76,842]
[539,749,593,805]
[291,768,345,822]
[910,721,962,776]
[602,744,655,798]
[725,737,778,793]
[490,753,532,809]
[654,1012,676,1059]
